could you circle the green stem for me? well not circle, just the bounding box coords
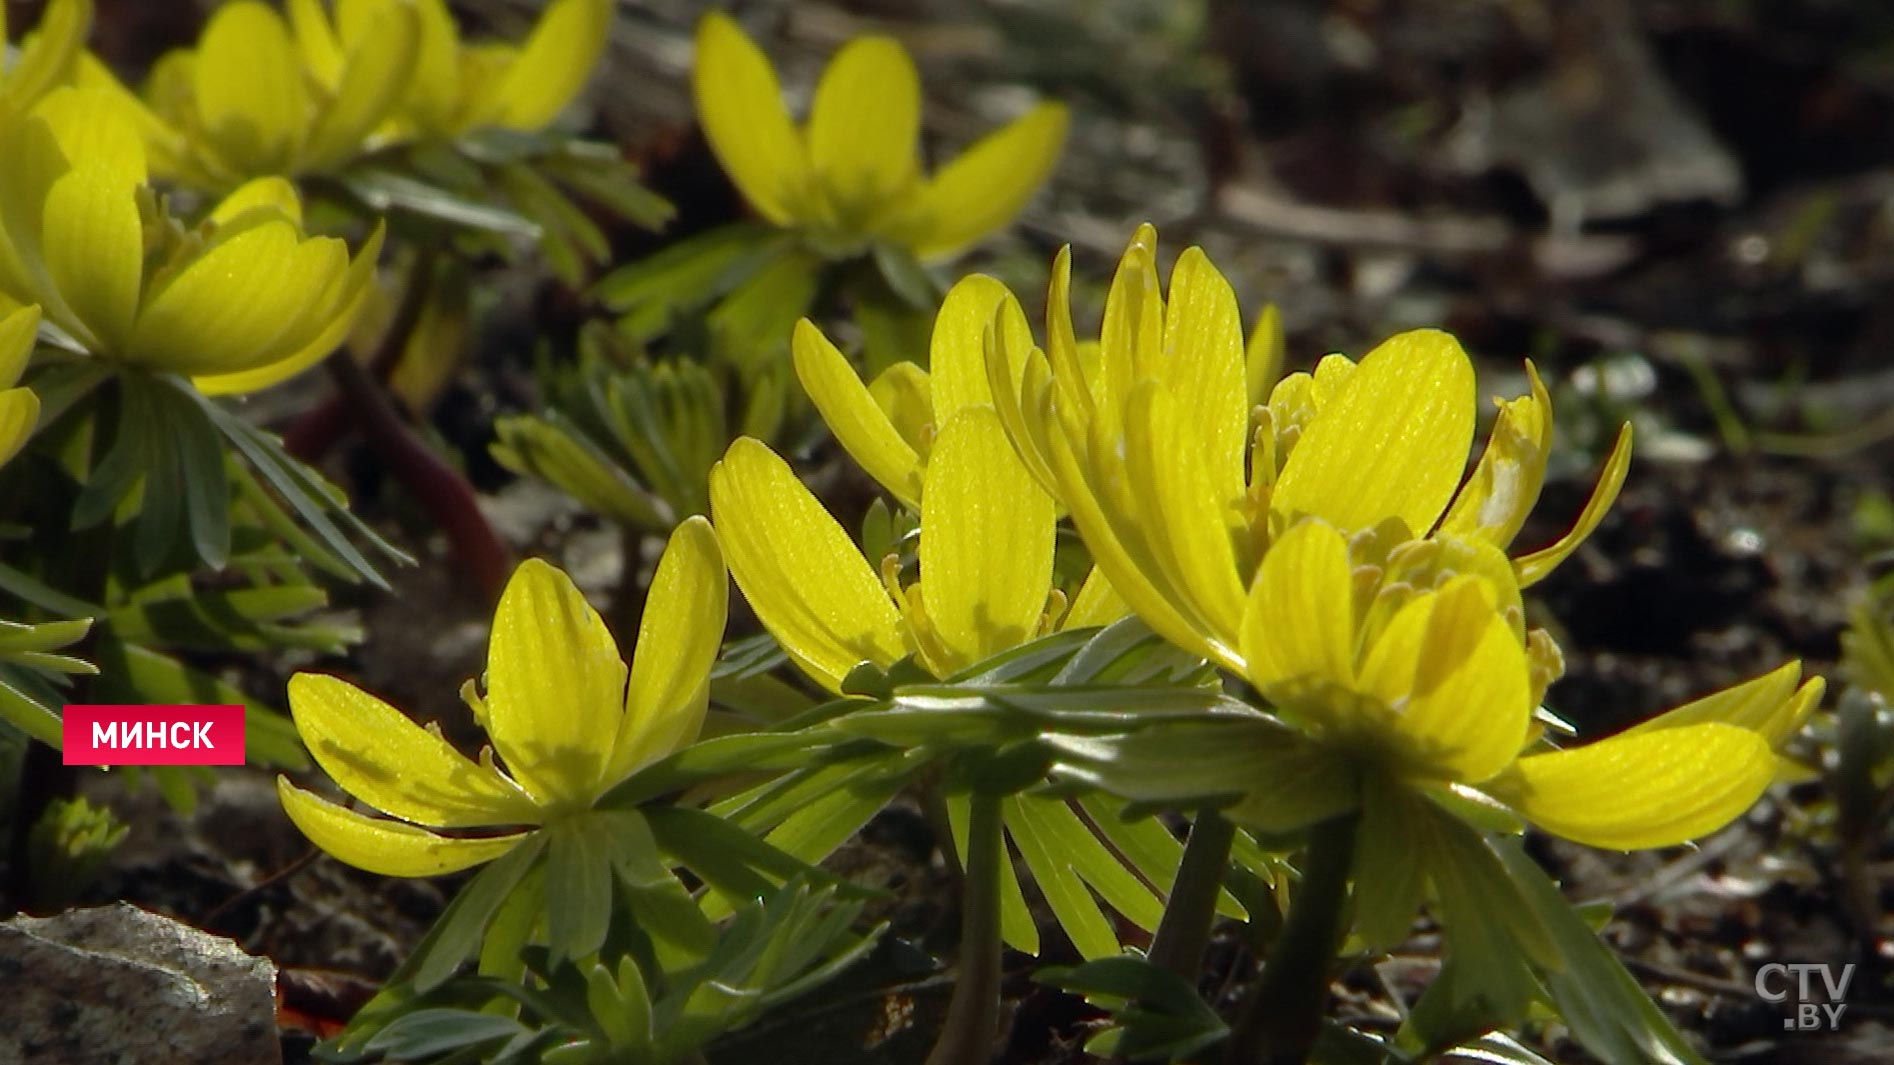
[925,792,1004,1065]
[1223,814,1357,1065]
[322,255,513,601]
[1145,806,1236,981]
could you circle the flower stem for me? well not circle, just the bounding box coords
[1145,806,1236,981]
[1223,813,1357,1065]
[318,255,513,601]
[925,791,1004,1065]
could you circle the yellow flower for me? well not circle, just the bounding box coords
[278,519,728,877]
[792,274,1034,510]
[984,225,1632,672]
[709,412,1120,692]
[0,305,41,467]
[1244,517,1822,849]
[693,12,1067,261]
[0,0,90,122]
[396,0,611,139]
[94,0,420,189]
[0,88,382,395]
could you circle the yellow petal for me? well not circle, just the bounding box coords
[0,303,37,390]
[209,175,303,227]
[612,517,727,781]
[708,437,905,691]
[39,166,142,353]
[1062,566,1128,631]
[278,777,527,877]
[1436,362,1553,549]
[301,0,418,171]
[1122,383,1247,651]
[131,223,345,374]
[28,85,148,190]
[917,407,1056,674]
[868,361,933,460]
[981,296,1060,498]
[1044,406,1224,667]
[287,672,539,828]
[485,0,610,130]
[72,53,190,181]
[1245,302,1285,407]
[192,221,384,395]
[285,0,343,87]
[1,0,91,115]
[1241,518,1355,697]
[192,2,307,175]
[1357,575,1530,783]
[1497,723,1774,849]
[693,13,809,227]
[1270,329,1476,535]
[793,318,922,509]
[1514,422,1633,586]
[896,102,1066,260]
[928,274,1015,426]
[0,388,38,468]
[1160,247,1249,504]
[482,558,628,808]
[0,304,42,387]
[402,0,462,133]
[1097,224,1162,428]
[1623,663,1820,751]
[806,36,920,228]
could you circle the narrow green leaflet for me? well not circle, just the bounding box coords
[1494,842,1709,1065]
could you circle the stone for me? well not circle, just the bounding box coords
[0,902,280,1065]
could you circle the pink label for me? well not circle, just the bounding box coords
[62,705,246,766]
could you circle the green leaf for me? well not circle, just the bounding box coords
[545,821,614,964]
[157,375,232,569]
[1040,956,1229,1062]
[1003,794,1119,959]
[1079,794,1246,920]
[948,790,1038,955]
[345,169,541,239]
[1049,719,1359,831]
[197,394,407,587]
[1493,842,1709,1065]
[593,223,782,343]
[0,665,65,746]
[361,1009,526,1058]
[584,956,654,1055]
[1352,775,1427,952]
[406,833,548,992]
[596,729,850,809]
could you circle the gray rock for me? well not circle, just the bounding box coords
[0,903,280,1065]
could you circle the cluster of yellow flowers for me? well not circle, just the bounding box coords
[255,10,1817,893]
[0,0,608,407]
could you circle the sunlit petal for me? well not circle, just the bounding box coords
[1358,575,1530,783]
[1270,329,1475,535]
[1496,723,1774,849]
[793,318,922,508]
[1514,423,1633,586]
[1241,518,1356,695]
[693,13,809,226]
[806,36,920,227]
[287,672,538,828]
[279,778,527,878]
[485,0,610,130]
[709,437,904,691]
[918,407,1055,674]
[895,103,1066,260]
[613,517,727,781]
[484,558,628,808]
